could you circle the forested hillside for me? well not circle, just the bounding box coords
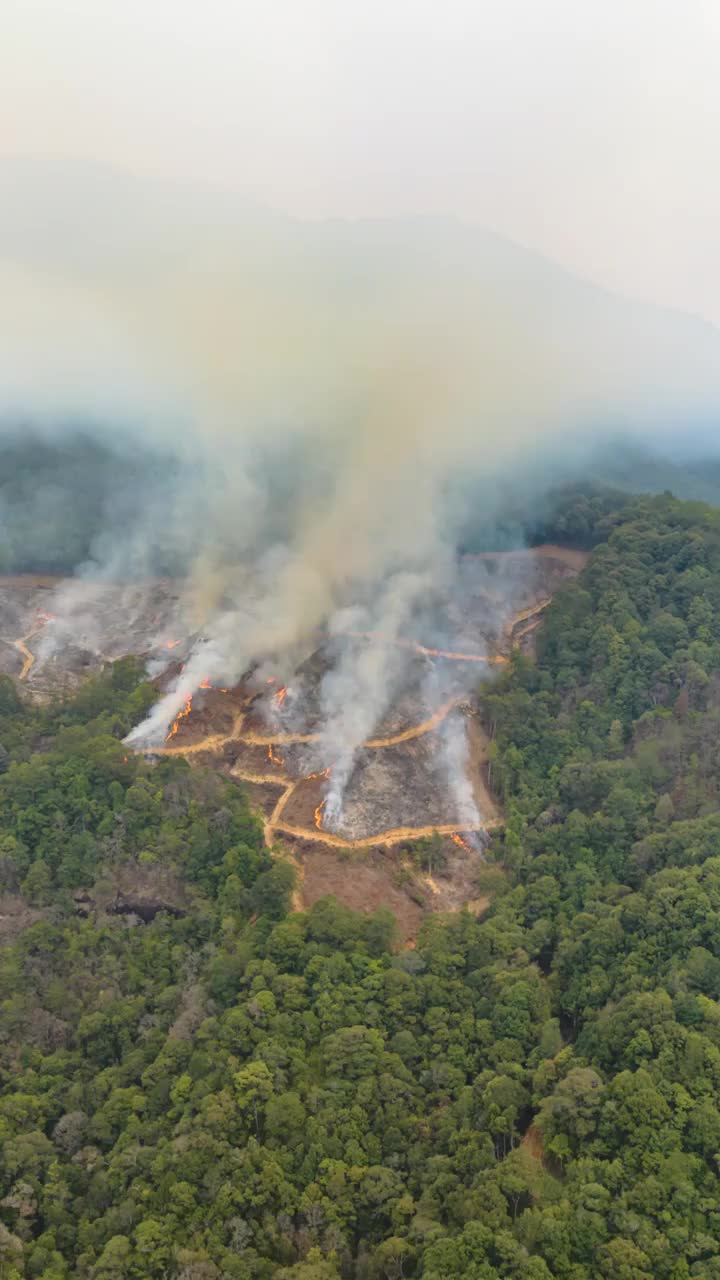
[2,493,720,1278]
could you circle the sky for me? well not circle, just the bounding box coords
[2,0,720,322]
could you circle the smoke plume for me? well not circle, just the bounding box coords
[2,161,720,818]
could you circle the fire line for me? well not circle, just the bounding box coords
[165,694,193,740]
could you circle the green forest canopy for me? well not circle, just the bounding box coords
[1,492,720,1276]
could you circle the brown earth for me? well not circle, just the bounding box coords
[521,1123,546,1163]
[298,848,426,941]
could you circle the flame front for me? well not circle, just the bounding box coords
[274,685,288,708]
[450,832,474,853]
[311,767,333,828]
[268,744,284,766]
[166,694,193,740]
[165,639,181,650]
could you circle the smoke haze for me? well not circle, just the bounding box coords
[2,160,720,819]
[4,2,720,323]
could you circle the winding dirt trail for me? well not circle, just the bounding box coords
[248,742,500,849]
[230,770,288,787]
[365,696,464,748]
[150,694,467,758]
[507,597,551,645]
[270,818,500,850]
[508,598,551,632]
[265,777,298,842]
[11,620,54,681]
[147,711,247,757]
[14,634,37,681]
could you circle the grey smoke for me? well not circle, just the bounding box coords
[2,160,720,769]
[440,714,482,838]
[317,570,431,829]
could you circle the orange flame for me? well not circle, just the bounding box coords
[199,677,211,689]
[274,685,288,707]
[450,832,474,853]
[267,744,284,767]
[165,639,181,650]
[312,767,333,827]
[166,694,193,740]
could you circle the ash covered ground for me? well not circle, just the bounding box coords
[0,576,184,697]
[0,547,582,850]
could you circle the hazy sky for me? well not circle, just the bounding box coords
[3,0,720,322]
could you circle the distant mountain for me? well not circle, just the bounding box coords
[1,156,719,574]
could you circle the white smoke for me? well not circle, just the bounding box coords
[3,163,720,767]
[440,713,482,838]
[317,570,430,828]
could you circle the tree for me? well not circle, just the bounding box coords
[233,1061,274,1137]
[600,1237,652,1280]
[370,1236,414,1279]
[249,861,295,918]
[21,858,52,906]
[91,1235,132,1279]
[132,1219,172,1279]
[537,1068,604,1158]
[276,1249,341,1279]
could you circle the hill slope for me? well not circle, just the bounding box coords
[1,494,720,1275]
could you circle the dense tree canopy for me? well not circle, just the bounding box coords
[2,492,720,1276]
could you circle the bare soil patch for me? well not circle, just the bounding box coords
[297,846,425,942]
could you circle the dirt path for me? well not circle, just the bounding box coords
[2,610,60,683]
[365,697,464,747]
[230,769,288,787]
[507,597,551,634]
[265,775,299,842]
[507,597,552,646]
[272,817,501,850]
[13,635,37,681]
[148,695,465,757]
[147,711,247,756]
[11,623,51,681]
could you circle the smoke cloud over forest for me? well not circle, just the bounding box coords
[1,160,720,805]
